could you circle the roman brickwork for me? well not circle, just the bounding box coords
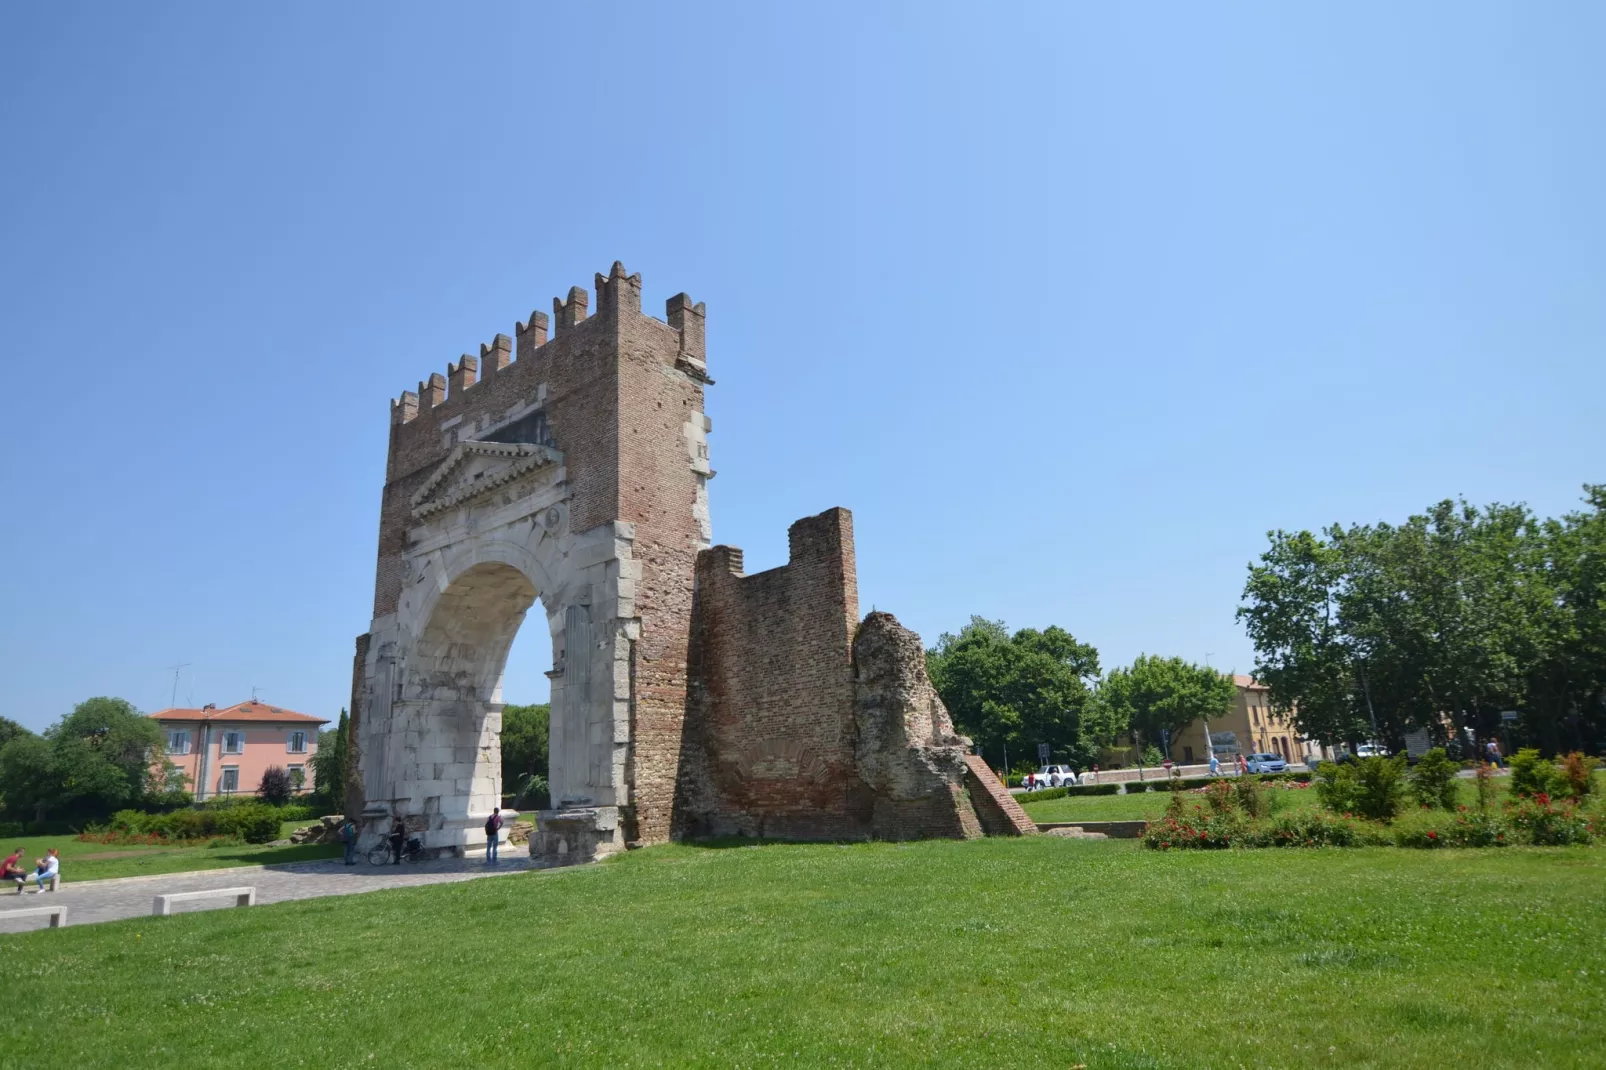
[677,510,1006,842]
[350,261,1025,865]
[350,262,711,861]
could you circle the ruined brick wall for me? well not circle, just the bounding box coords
[680,511,985,842]
[963,755,1038,836]
[853,612,983,840]
[678,509,869,839]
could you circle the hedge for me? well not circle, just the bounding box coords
[1018,787,1070,803]
[106,804,285,845]
[1061,783,1122,796]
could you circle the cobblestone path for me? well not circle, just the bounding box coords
[0,850,544,931]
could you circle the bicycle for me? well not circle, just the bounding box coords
[368,835,426,865]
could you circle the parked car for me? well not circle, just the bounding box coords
[1355,743,1390,758]
[1024,764,1078,789]
[1245,753,1287,774]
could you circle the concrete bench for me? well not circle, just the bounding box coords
[0,905,67,929]
[152,886,257,917]
[12,874,59,893]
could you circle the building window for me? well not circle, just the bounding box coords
[289,765,306,791]
[166,730,191,755]
[1184,746,1195,763]
[288,730,308,754]
[222,730,244,755]
[220,767,240,794]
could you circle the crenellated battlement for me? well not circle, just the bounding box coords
[388,262,706,424]
[595,260,642,319]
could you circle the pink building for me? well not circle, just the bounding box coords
[150,700,329,800]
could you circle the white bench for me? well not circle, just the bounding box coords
[12,874,60,894]
[152,886,257,916]
[0,905,67,929]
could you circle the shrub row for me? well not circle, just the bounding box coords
[1144,796,1600,851]
[1018,787,1069,803]
[105,804,285,845]
[1061,783,1122,796]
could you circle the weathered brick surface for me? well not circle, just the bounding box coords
[352,261,1009,855]
[679,514,984,841]
[353,263,709,849]
[963,755,1038,836]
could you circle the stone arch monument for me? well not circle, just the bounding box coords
[349,262,1034,865]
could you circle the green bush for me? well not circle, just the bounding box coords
[1019,787,1069,803]
[1394,809,1510,848]
[1233,776,1270,819]
[228,804,283,844]
[1506,795,1595,846]
[1409,748,1460,811]
[1141,807,1243,850]
[1242,811,1386,848]
[1353,755,1408,821]
[1314,761,1357,814]
[1064,783,1122,796]
[1557,753,1600,801]
[1509,748,1560,799]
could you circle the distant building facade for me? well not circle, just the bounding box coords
[1167,675,1320,765]
[149,700,328,800]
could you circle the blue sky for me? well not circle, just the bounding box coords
[2,4,1601,732]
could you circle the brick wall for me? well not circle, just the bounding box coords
[680,512,987,842]
[679,509,870,839]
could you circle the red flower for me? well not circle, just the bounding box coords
[1427,830,1438,840]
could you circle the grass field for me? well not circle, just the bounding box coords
[3,837,1603,1068]
[2,823,338,883]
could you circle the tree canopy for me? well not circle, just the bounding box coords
[0,697,175,821]
[1094,655,1237,753]
[501,702,550,788]
[1239,487,1606,755]
[926,617,1100,769]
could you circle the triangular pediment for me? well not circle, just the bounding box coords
[410,441,563,520]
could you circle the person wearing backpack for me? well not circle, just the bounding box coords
[340,818,358,866]
[484,807,503,864]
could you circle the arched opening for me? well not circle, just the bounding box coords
[392,560,551,851]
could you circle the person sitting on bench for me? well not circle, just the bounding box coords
[20,849,59,893]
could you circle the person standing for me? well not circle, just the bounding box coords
[484,807,503,864]
[1236,753,1248,776]
[389,818,406,865]
[340,819,358,866]
[1,846,25,884]
[1485,740,1504,769]
[1208,753,1221,777]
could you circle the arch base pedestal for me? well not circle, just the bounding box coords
[531,806,622,867]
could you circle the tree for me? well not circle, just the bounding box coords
[501,703,550,789]
[0,716,28,748]
[258,766,294,806]
[926,617,1100,768]
[311,709,349,802]
[0,697,170,821]
[0,731,55,821]
[1240,492,1595,756]
[1095,655,1236,756]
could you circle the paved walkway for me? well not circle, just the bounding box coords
[0,849,545,932]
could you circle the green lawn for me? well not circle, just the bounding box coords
[1022,781,1331,822]
[4,838,1604,1068]
[1,829,339,884]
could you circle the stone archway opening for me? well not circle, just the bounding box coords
[388,560,547,853]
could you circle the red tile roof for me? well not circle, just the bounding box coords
[1233,674,1268,690]
[149,700,328,725]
